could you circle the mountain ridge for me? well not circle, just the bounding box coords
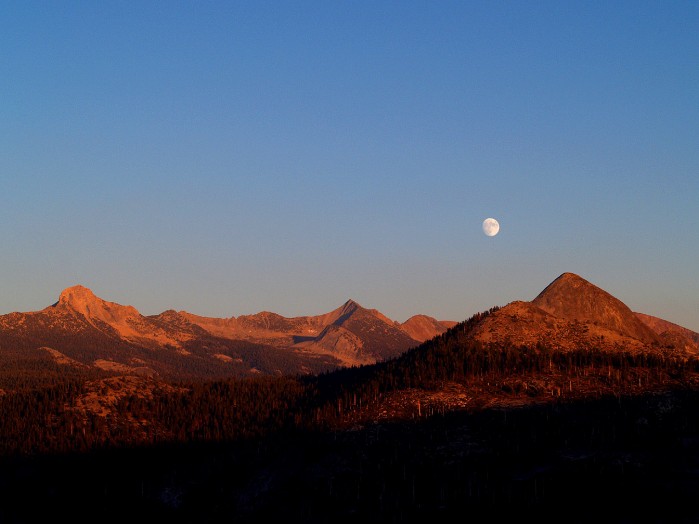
[0,286,456,379]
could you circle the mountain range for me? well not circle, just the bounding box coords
[0,272,695,387]
[0,286,456,381]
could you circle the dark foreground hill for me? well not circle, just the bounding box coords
[3,389,699,523]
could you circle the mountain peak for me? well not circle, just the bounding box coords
[57,285,99,307]
[335,299,363,317]
[53,285,141,321]
[532,272,660,344]
[533,272,608,304]
[546,272,587,287]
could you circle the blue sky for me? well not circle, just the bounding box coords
[2,1,698,331]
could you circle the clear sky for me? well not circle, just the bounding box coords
[2,1,698,331]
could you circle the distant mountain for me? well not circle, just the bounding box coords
[171,299,360,348]
[293,300,420,365]
[0,287,455,382]
[162,299,455,366]
[0,286,334,382]
[401,315,457,342]
[55,285,198,348]
[158,305,345,364]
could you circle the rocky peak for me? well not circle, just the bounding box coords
[53,285,140,322]
[57,285,98,306]
[532,272,660,344]
[340,299,361,312]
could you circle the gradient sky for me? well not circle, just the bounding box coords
[2,1,698,331]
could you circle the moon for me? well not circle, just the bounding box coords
[482,218,500,237]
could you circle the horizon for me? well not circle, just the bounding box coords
[3,2,697,331]
[5,271,695,333]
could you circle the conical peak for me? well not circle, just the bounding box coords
[325,299,367,327]
[533,272,622,311]
[532,273,605,303]
[532,272,660,344]
[339,299,362,314]
[558,272,583,279]
[555,272,587,283]
[542,272,587,289]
